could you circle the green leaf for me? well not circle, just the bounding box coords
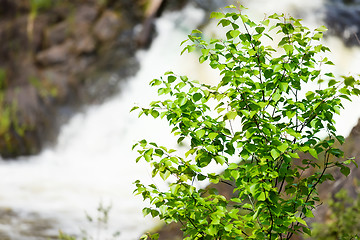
[215,155,226,165]
[210,11,225,19]
[344,76,355,87]
[271,149,280,159]
[195,129,206,139]
[272,91,281,102]
[277,142,289,153]
[231,169,240,180]
[288,152,300,158]
[229,163,238,169]
[303,226,312,236]
[286,128,301,139]
[191,29,202,34]
[315,25,328,32]
[206,145,217,153]
[206,225,218,236]
[308,148,318,159]
[224,224,233,232]
[304,209,314,218]
[230,30,241,38]
[340,165,350,176]
[151,110,159,118]
[178,97,187,106]
[328,79,338,87]
[258,192,266,201]
[209,132,218,140]
[284,44,293,54]
[225,111,237,120]
[160,170,170,180]
[167,75,176,83]
[255,26,265,34]
[130,106,139,112]
[193,93,202,102]
[296,217,308,226]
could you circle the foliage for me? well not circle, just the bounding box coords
[30,0,54,13]
[132,5,359,240]
[311,189,360,240]
[0,68,22,145]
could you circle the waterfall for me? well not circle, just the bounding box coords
[1,1,360,239]
[0,4,208,240]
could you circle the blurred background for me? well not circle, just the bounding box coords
[1,0,360,239]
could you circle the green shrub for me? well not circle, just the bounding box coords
[133,5,359,240]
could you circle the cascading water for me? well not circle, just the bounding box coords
[0,5,209,240]
[1,1,360,239]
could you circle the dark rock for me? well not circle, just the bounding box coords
[0,0,148,158]
[40,70,71,102]
[93,10,122,42]
[0,0,30,15]
[36,40,75,66]
[0,85,46,158]
[75,35,97,54]
[324,0,360,45]
[136,0,165,48]
[157,222,183,240]
[74,4,99,23]
[0,207,60,240]
[45,21,68,46]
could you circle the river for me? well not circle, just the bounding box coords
[1,1,360,239]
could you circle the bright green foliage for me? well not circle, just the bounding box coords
[0,69,21,140]
[132,5,359,240]
[311,189,360,240]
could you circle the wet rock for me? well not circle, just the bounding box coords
[145,0,165,17]
[0,14,52,60]
[74,4,99,23]
[136,0,165,48]
[93,10,122,42]
[40,70,71,102]
[0,207,60,240]
[36,40,75,66]
[324,0,360,45]
[0,0,30,16]
[45,21,68,46]
[75,35,97,54]
[157,222,183,240]
[0,85,47,157]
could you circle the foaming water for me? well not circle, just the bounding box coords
[0,5,208,239]
[0,1,360,239]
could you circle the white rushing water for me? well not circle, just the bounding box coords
[0,5,209,240]
[1,1,360,239]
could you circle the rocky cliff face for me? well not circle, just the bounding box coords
[0,0,147,158]
[0,0,198,158]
